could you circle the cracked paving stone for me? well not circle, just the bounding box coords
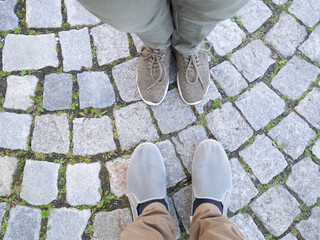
[47,208,91,240]
[66,162,101,206]
[273,0,288,5]
[230,40,275,82]
[31,114,70,154]
[0,156,18,196]
[64,0,100,26]
[251,186,300,236]
[299,26,320,65]
[168,198,181,239]
[296,206,320,240]
[205,102,253,152]
[289,0,320,27]
[0,112,32,150]
[312,139,320,159]
[265,13,307,57]
[194,80,221,114]
[0,0,18,31]
[4,75,38,111]
[2,34,59,72]
[4,205,41,240]
[92,208,132,240]
[0,203,6,223]
[271,56,320,100]
[281,234,297,240]
[269,112,316,159]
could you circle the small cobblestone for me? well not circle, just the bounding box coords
[194,80,221,114]
[296,206,320,240]
[272,0,288,5]
[0,156,18,196]
[299,26,320,65]
[281,234,297,240]
[64,0,100,26]
[168,198,181,239]
[0,203,6,223]
[312,139,320,159]
[0,0,18,31]
[289,0,320,27]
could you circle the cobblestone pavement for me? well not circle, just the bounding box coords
[0,0,320,239]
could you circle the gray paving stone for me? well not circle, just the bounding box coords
[59,28,92,71]
[4,75,38,111]
[251,186,300,236]
[26,0,62,28]
[0,156,18,196]
[31,114,70,154]
[269,112,316,159]
[206,102,253,152]
[92,208,132,240]
[230,40,275,82]
[207,19,245,56]
[20,160,59,205]
[2,34,59,71]
[114,102,158,150]
[66,162,101,206]
[91,23,130,65]
[289,0,320,27]
[4,205,41,240]
[230,213,265,240]
[47,208,91,240]
[78,71,115,109]
[0,112,32,150]
[271,56,320,100]
[273,0,288,5]
[130,33,144,52]
[312,139,320,159]
[65,0,100,26]
[167,197,181,239]
[172,125,208,173]
[296,206,320,240]
[281,234,297,240]
[0,203,6,223]
[73,116,116,156]
[211,61,248,97]
[229,158,258,212]
[152,89,196,134]
[43,73,73,111]
[265,13,307,57]
[0,0,18,31]
[299,26,320,65]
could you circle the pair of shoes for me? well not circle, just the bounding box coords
[136,44,211,106]
[126,140,232,220]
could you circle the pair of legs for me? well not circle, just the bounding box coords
[122,140,244,239]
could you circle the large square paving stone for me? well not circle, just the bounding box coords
[289,0,320,27]
[64,0,100,26]
[194,81,221,114]
[281,234,297,240]
[0,156,18,196]
[0,0,19,31]
[299,26,320,65]
[296,207,320,240]
[167,198,181,239]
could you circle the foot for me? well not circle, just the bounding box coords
[136,45,171,105]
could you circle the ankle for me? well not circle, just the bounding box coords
[137,199,168,216]
[192,198,223,215]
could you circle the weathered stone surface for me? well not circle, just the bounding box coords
[65,0,100,26]
[78,71,115,109]
[59,28,92,71]
[43,73,73,111]
[130,33,144,52]
[0,112,32,150]
[2,34,59,71]
[206,102,253,151]
[296,207,320,240]
[0,0,18,31]
[265,13,307,57]
[312,139,320,159]
[281,234,297,240]
[194,80,221,114]
[0,203,6,223]
[21,160,60,205]
[230,40,275,82]
[299,26,320,65]
[66,162,101,206]
[0,156,18,196]
[289,0,320,27]
[168,198,181,239]
[251,186,300,236]
[47,208,91,240]
[114,102,158,150]
[31,114,70,154]
[273,0,288,5]
[271,56,320,100]
[269,112,316,159]
[4,205,41,240]
[91,23,130,65]
[92,208,132,240]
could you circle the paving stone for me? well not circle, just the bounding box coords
[265,13,307,57]
[4,205,41,240]
[2,34,59,71]
[73,116,116,155]
[43,73,73,111]
[114,102,158,150]
[172,125,208,173]
[66,162,101,206]
[92,208,132,240]
[0,0,18,30]
[47,208,91,240]
[78,71,115,109]
[91,23,130,65]
[211,61,248,97]
[237,0,272,33]
[230,213,265,240]
[296,206,320,240]
[281,234,297,240]
[0,203,6,223]
[312,139,320,159]
[207,19,245,56]
[289,0,320,27]
[59,28,92,71]
[299,26,320,65]
[3,75,38,111]
[65,0,100,26]
[251,186,300,236]
[0,112,32,150]
[229,158,258,212]
[273,0,288,5]
[194,80,221,114]
[26,0,62,28]
[0,156,18,196]
[167,198,181,239]
[230,40,275,82]
[269,112,316,159]
[130,33,144,52]
[206,102,253,152]
[271,56,320,100]
[31,114,70,154]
